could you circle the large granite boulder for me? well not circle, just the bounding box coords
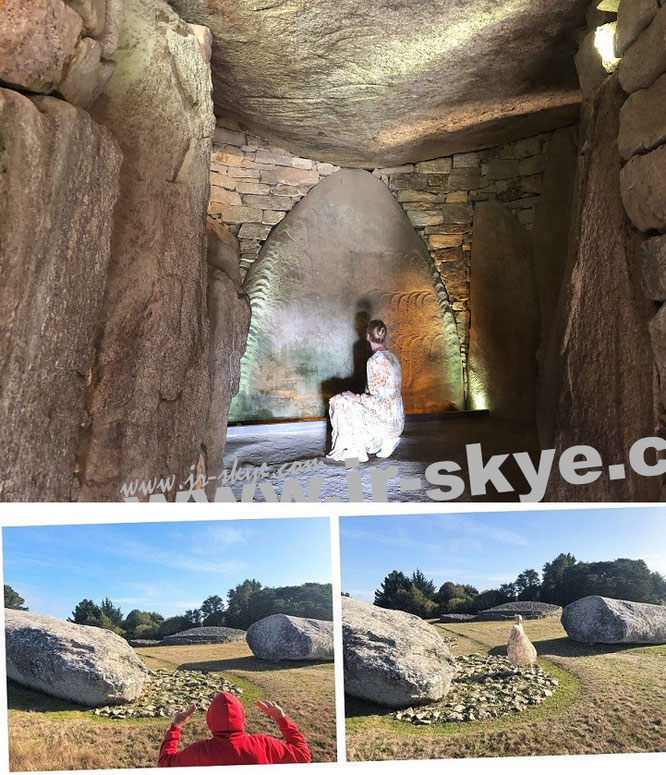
[80,0,216,499]
[0,89,121,501]
[342,597,456,709]
[246,614,334,661]
[162,626,246,645]
[169,0,586,166]
[468,200,538,425]
[562,596,666,644]
[230,169,464,422]
[5,610,147,706]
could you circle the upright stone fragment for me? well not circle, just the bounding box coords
[246,615,334,661]
[80,0,215,499]
[5,610,147,706]
[562,595,666,644]
[468,200,538,425]
[0,89,121,501]
[342,597,456,709]
[230,169,464,422]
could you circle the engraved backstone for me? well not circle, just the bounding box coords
[230,169,464,421]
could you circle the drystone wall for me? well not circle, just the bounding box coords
[618,3,666,429]
[208,119,557,361]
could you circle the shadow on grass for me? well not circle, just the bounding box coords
[344,694,395,720]
[178,656,332,673]
[488,637,647,658]
[7,679,87,713]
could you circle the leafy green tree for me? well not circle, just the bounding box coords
[436,582,478,613]
[374,571,412,608]
[133,622,160,639]
[469,589,507,612]
[497,583,517,602]
[70,599,102,625]
[514,569,541,601]
[540,553,577,605]
[411,569,436,599]
[201,595,225,619]
[391,586,438,618]
[559,558,666,606]
[158,616,191,637]
[4,585,27,610]
[184,608,203,627]
[225,580,263,628]
[100,597,124,627]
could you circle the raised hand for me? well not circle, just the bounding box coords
[256,700,286,719]
[172,704,197,727]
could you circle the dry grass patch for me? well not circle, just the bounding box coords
[346,617,666,761]
[8,641,336,770]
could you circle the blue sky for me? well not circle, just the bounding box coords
[340,508,666,603]
[2,519,331,619]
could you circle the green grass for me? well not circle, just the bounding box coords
[346,617,666,761]
[8,641,336,770]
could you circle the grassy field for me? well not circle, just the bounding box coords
[8,641,336,770]
[346,617,666,761]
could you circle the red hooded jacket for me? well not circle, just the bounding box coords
[158,692,311,766]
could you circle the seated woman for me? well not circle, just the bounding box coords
[327,319,404,462]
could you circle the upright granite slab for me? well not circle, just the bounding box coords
[0,89,121,501]
[468,200,538,425]
[230,169,464,421]
[80,0,215,499]
[538,77,659,501]
[562,596,666,644]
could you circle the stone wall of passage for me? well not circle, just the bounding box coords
[1,1,246,500]
[208,120,559,362]
[539,0,663,500]
[617,1,666,433]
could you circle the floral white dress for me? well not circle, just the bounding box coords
[328,350,405,458]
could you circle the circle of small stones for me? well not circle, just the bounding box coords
[393,654,559,726]
[92,669,243,720]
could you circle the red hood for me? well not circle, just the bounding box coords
[206,692,246,736]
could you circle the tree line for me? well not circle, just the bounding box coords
[4,580,332,638]
[372,554,666,619]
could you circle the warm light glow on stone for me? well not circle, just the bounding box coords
[595,23,620,72]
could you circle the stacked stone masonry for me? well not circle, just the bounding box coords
[616,0,666,415]
[209,119,555,357]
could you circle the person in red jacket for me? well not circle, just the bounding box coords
[157,691,311,766]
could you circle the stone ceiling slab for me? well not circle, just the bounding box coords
[170,0,588,166]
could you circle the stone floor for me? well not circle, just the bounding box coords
[222,413,539,503]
